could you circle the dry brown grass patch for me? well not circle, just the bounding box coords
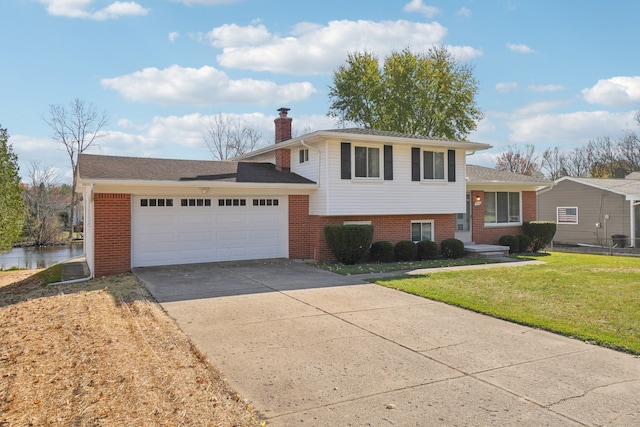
[0,270,262,426]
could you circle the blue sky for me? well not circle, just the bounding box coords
[2,0,640,182]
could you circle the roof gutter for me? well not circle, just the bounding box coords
[236,130,492,160]
[77,178,319,190]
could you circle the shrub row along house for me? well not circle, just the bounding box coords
[77,108,550,277]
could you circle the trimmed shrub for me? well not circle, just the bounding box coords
[441,238,465,259]
[369,241,394,262]
[324,224,374,264]
[416,240,438,260]
[394,240,418,261]
[516,234,532,252]
[522,221,557,252]
[498,234,519,254]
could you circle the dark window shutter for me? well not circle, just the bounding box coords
[448,150,456,182]
[384,145,393,180]
[411,147,420,181]
[341,142,351,179]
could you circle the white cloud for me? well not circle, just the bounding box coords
[495,82,518,93]
[168,31,180,42]
[582,76,640,106]
[403,0,439,17]
[528,84,565,92]
[457,7,472,17]
[101,65,317,105]
[512,100,573,116]
[506,43,534,54]
[207,23,276,48]
[39,0,149,20]
[508,110,634,146]
[207,20,483,75]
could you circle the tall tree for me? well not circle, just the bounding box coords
[204,114,263,160]
[494,144,539,176]
[44,98,108,238]
[0,125,26,252]
[23,162,68,246]
[563,146,592,178]
[541,147,568,180]
[328,47,483,140]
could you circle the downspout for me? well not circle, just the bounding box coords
[630,200,636,248]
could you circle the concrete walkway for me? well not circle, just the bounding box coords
[135,260,640,426]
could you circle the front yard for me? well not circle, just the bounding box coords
[0,270,261,426]
[373,252,640,354]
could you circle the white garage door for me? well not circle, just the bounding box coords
[132,195,288,267]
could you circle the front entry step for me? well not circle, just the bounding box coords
[464,244,510,258]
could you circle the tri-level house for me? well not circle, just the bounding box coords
[77,108,547,277]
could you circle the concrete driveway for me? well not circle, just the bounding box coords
[134,259,640,426]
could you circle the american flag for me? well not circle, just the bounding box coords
[557,207,577,223]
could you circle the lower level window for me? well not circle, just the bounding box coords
[484,192,520,224]
[411,221,433,242]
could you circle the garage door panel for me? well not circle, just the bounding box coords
[132,195,287,267]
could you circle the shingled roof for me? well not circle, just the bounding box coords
[77,154,316,185]
[466,164,550,185]
[325,127,454,142]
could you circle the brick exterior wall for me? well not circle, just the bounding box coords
[274,108,292,172]
[275,148,291,172]
[287,195,456,261]
[471,190,537,245]
[288,195,311,259]
[93,193,131,277]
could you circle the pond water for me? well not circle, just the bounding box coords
[0,243,84,270]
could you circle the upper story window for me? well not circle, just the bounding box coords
[299,148,309,163]
[341,142,393,180]
[354,146,380,178]
[412,148,456,183]
[484,192,521,225]
[423,150,446,180]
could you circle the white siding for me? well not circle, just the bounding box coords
[310,141,466,215]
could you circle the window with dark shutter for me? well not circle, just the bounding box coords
[384,145,393,180]
[448,150,456,182]
[341,142,351,179]
[411,147,420,181]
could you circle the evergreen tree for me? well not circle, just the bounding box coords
[0,125,26,252]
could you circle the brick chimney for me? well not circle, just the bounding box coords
[274,107,292,172]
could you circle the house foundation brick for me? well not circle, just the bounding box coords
[287,197,456,261]
[93,193,131,277]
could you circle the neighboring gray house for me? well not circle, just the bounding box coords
[537,174,640,248]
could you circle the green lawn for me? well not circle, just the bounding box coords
[374,252,640,355]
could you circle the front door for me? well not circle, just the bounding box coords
[455,193,472,243]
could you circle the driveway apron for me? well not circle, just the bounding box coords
[134,259,640,426]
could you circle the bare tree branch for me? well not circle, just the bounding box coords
[43,98,108,238]
[494,144,539,176]
[203,114,263,160]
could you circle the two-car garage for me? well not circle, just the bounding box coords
[131,195,288,268]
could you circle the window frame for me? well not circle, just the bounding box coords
[299,148,309,164]
[353,144,382,179]
[483,191,522,226]
[411,220,434,243]
[422,149,447,182]
[557,206,578,225]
